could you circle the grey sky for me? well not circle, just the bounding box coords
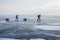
[0,0,60,15]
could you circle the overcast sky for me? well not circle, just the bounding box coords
[0,0,60,15]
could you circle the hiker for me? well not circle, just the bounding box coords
[23,18,27,22]
[37,14,41,22]
[15,15,19,22]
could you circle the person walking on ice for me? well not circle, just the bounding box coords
[37,14,41,22]
[15,15,19,22]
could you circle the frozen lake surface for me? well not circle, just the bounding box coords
[0,15,60,40]
[35,25,60,30]
[0,38,45,40]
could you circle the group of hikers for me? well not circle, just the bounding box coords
[5,14,41,22]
